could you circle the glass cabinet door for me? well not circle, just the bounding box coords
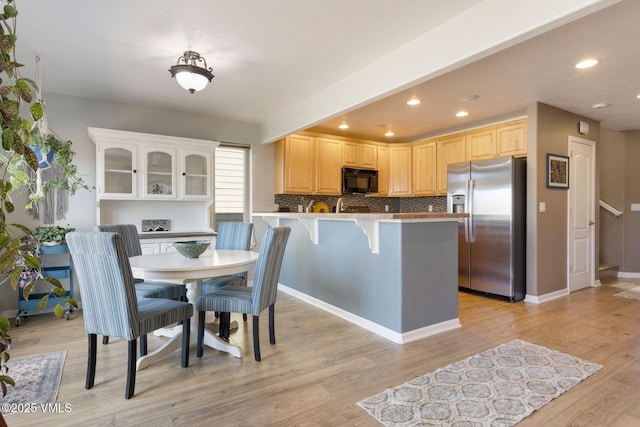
[181,152,210,199]
[102,145,136,198]
[144,148,176,198]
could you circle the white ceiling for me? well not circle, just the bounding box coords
[15,0,639,144]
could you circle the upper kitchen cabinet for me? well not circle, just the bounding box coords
[388,144,412,196]
[89,127,217,201]
[467,128,497,161]
[468,119,527,160]
[436,134,467,195]
[343,140,378,169]
[412,141,437,196]
[496,119,527,157]
[274,133,316,194]
[315,137,342,194]
[376,146,389,196]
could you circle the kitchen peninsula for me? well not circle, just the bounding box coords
[252,211,466,344]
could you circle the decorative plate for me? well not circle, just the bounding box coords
[149,181,171,194]
[313,201,330,213]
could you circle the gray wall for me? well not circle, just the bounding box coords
[598,127,625,269]
[623,131,640,272]
[530,103,600,296]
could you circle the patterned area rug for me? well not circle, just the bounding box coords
[0,351,66,415]
[613,285,640,300]
[358,340,602,426]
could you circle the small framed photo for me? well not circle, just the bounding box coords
[546,153,569,189]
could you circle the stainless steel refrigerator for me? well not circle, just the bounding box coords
[447,156,526,301]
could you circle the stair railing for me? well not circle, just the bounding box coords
[599,200,622,218]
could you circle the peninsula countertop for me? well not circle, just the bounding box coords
[252,211,467,221]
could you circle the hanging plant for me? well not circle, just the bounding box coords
[0,0,82,399]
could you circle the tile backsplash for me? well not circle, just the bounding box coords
[274,194,447,213]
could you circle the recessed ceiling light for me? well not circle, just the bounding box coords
[407,98,421,106]
[575,58,599,69]
[456,111,469,117]
[385,130,394,137]
[636,94,640,99]
[592,102,609,109]
[338,123,349,129]
[462,94,479,102]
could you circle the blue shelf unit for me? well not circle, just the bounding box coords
[15,244,75,326]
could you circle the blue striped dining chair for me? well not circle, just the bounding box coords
[202,222,253,322]
[196,226,291,361]
[94,224,187,300]
[67,232,192,399]
[201,222,254,294]
[94,224,188,348]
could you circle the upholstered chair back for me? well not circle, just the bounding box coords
[251,226,291,316]
[67,232,140,340]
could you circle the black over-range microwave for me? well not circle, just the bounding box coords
[342,167,378,194]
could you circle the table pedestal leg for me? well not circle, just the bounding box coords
[139,280,243,370]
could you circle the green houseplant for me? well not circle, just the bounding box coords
[31,225,75,246]
[0,1,83,399]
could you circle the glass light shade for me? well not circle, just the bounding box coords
[175,70,209,93]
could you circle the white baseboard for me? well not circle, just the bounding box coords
[524,288,569,304]
[618,272,640,279]
[278,284,461,344]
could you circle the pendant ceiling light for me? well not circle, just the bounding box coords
[169,50,214,93]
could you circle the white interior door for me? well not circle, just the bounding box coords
[568,136,595,291]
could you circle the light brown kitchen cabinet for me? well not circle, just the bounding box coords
[437,135,467,195]
[315,137,342,194]
[275,133,344,195]
[388,145,412,196]
[376,146,389,196]
[343,141,378,169]
[412,141,437,196]
[274,134,315,194]
[468,128,497,161]
[497,120,527,157]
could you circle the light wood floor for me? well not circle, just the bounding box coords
[4,277,640,426]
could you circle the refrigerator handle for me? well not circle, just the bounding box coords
[467,179,475,242]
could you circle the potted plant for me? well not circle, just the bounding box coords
[0,1,83,405]
[32,225,75,246]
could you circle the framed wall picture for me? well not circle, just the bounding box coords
[546,153,569,189]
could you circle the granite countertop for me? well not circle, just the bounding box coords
[253,211,467,220]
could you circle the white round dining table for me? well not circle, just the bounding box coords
[129,249,259,370]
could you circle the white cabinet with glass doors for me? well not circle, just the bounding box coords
[90,127,216,201]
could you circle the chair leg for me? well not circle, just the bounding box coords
[197,311,205,358]
[86,334,97,389]
[269,304,276,345]
[102,336,109,345]
[253,315,261,362]
[219,312,231,339]
[126,339,137,399]
[181,318,190,368]
[140,334,148,356]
